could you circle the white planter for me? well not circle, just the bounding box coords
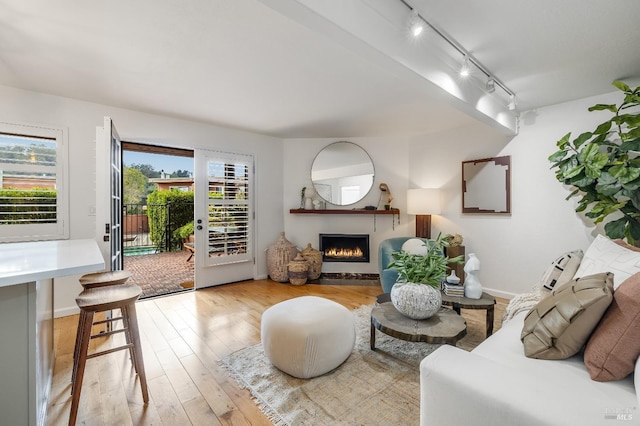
[390,282,442,320]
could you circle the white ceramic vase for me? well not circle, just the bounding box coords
[464,253,483,299]
[390,282,442,320]
[446,270,461,284]
[304,197,313,210]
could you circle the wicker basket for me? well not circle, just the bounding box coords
[301,243,322,280]
[288,253,309,285]
[267,232,298,282]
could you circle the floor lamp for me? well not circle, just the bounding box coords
[407,188,441,239]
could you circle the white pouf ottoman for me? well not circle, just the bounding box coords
[261,296,356,379]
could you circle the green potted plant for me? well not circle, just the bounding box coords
[549,81,640,245]
[387,233,464,319]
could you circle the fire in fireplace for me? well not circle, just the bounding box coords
[319,233,370,263]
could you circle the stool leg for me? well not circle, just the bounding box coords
[120,305,138,374]
[69,310,95,426]
[71,310,86,388]
[125,302,149,403]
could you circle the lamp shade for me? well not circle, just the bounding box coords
[407,188,441,215]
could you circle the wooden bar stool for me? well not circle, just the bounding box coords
[72,270,132,387]
[69,284,149,425]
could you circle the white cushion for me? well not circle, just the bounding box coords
[420,312,637,426]
[261,296,355,379]
[574,234,640,289]
[401,238,428,255]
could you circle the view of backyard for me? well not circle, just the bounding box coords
[122,147,195,298]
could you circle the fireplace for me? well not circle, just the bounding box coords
[319,233,370,263]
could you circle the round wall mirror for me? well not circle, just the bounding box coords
[311,141,375,206]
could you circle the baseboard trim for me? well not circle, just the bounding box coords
[483,287,516,300]
[55,305,80,318]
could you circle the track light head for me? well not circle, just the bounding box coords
[508,94,517,110]
[408,11,424,37]
[459,56,470,77]
[486,78,495,93]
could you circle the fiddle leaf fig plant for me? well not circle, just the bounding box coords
[387,233,464,288]
[549,81,640,244]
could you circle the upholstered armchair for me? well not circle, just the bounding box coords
[378,237,428,293]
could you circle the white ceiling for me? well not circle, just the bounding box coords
[1,0,639,139]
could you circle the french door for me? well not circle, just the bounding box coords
[194,149,255,288]
[95,117,123,270]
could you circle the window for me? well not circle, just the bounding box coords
[169,186,190,192]
[0,121,69,242]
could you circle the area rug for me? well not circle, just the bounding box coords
[220,304,440,425]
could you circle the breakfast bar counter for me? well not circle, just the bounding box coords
[0,239,104,426]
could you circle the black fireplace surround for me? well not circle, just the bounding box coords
[319,233,370,263]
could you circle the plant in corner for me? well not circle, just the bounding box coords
[387,234,464,320]
[173,221,194,243]
[549,81,640,245]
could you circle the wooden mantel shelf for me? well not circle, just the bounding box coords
[290,208,400,215]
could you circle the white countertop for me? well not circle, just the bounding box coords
[0,239,105,287]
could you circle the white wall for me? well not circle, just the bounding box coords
[283,91,621,298]
[283,137,414,273]
[0,85,284,317]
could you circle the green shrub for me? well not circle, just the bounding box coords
[147,190,194,250]
[173,221,194,241]
[0,188,57,224]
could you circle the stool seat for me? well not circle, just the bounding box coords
[79,270,131,288]
[76,283,141,311]
[261,296,356,379]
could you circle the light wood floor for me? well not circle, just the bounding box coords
[46,279,507,426]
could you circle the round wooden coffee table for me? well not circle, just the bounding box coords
[377,292,496,337]
[370,302,467,350]
[441,292,496,337]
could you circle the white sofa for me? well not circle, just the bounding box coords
[419,310,639,425]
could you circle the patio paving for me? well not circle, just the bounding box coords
[124,249,194,299]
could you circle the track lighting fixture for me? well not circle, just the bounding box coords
[408,10,424,37]
[399,0,516,110]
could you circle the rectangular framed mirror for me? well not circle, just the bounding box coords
[462,156,511,214]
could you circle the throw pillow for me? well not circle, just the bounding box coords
[574,234,640,290]
[401,238,428,255]
[521,272,614,360]
[539,249,583,296]
[584,272,640,381]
